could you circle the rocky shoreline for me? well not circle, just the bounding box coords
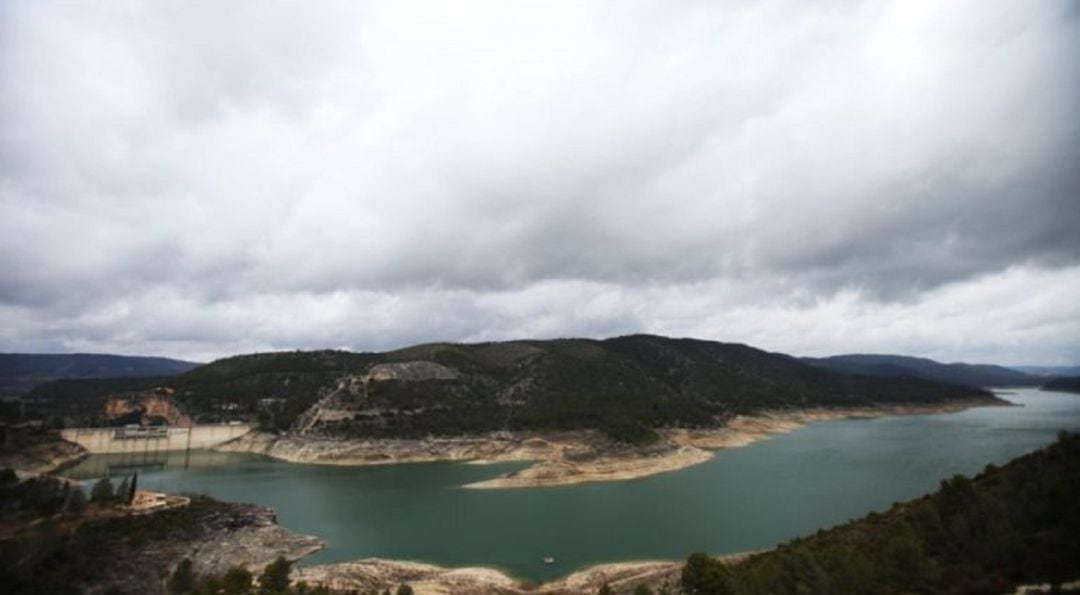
[183,504,324,578]
[0,491,322,594]
[294,550,764,594]
[217,396,1009,489]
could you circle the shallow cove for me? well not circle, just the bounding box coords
[64,388,1080,582]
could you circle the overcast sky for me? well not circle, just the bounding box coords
[1,1,1078,365]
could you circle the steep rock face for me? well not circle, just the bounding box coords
[367,361,460,382]
[104,388,192,426]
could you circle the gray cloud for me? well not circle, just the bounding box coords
[1,0,1078,364]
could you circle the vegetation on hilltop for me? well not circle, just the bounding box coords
[0,353,199,396]
[172,350,376,430]
[172,336,994,439]
[802,353,1038,388]
[26,376,172,423]
[27,336,996,441]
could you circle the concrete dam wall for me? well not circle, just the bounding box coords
[61,424,252,454]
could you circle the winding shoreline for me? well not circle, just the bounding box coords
[2,395,1014,593]
[274,397,1011,593]
[216,396,1009,489]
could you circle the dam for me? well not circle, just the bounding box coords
[61,423,252,454]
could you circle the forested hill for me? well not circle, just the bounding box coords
[0,354,200,396]
[802,353,1037,388]
[146,335,996,437]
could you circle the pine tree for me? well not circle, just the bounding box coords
[90,477,114,503]
[258,556,292,594]
[115,476,130,504]
[681,553,736,595]
[64,485,87,515]
[222,566,252,595]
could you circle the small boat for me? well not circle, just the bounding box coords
[543,556,556,565]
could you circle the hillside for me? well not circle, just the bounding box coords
[700,431,1080,594]
[0,354,200,396]
[1042,376,1080,394]
[25,376,174,422]
[803,353,1037,388]
[152,335,994,438]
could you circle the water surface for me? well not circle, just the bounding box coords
[65,388,1080,581]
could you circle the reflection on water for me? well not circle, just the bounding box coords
[58,388,1080,581]
[65,449,260,479]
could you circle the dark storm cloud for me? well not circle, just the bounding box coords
[1,0,1078,363]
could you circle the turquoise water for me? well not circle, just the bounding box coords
[63,388,1080,581]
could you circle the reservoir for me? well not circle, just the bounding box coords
[63,388,1080,581]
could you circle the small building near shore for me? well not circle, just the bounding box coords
[130,489,168,511]
[128,489,190,514]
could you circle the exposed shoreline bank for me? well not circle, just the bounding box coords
[0,433,88,478]
[216,396,1009,489]
[294,550,764,595]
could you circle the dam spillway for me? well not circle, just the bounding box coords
[60,423,252,454]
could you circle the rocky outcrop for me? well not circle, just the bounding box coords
[183,505,323,577]
[296,559,522,595]
[81,499,321,594]
[291,361,460,435]
[367,361,460,382]
[295,551,762,594]
[104,388,193,426]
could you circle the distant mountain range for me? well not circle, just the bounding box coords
[802,354,1040,388]
[1012,365,1080,377]
[0,353,200,396]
